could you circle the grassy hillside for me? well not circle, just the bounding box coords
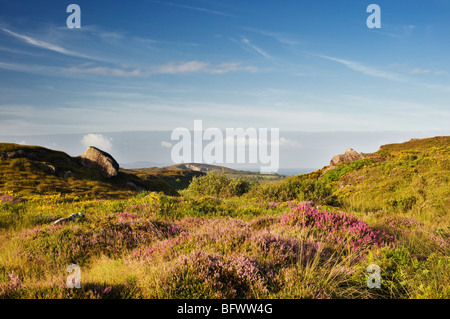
[335,136,450,215]
[251,136,449,248]
[0,137,448,299]
[0,143,177,198]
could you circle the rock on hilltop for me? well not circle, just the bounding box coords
[330,148,367,166]
[80,146,119,178]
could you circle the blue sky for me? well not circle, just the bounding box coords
[0,0,449,168]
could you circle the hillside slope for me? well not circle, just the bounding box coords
[0,143,177,198]
[265,136,449,212]
[324,136,450,216]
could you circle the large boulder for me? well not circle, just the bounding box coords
[330,148,366,166]
[80,146,119,178]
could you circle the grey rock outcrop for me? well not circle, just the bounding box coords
[52,213,85,225]
[80,146,119,178]
[330,148,366,166]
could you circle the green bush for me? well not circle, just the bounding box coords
[322,159,373,184]
[187,172,250,198]
[254,176,336,205]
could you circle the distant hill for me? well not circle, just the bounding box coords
[124,162,286,184]
[121,165,206,190]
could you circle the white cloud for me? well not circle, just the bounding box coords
[315,54,405,82]
[66,61,257,77]
[150,0,234,17]
[161,141,173,148]
[1,27,96,60]
[66,65,145,77]
[154,61,208,74]
[154,61,257,75]
[207,62,258,74]
[241,37,272,59]
[81,134,113,152]
[0,58,257,78]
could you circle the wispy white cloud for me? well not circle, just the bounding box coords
[0,59,257,78]
[149,0,235,17]
[66,65,146,77]
[314,54,406,82]
[240,37,272,59]
[241,27,303,46]
[154,61,257,75]
[0,60,145,78]
[154,61,208,74]
[1,27,97,60]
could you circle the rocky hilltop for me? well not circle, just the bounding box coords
[330,148,367,166]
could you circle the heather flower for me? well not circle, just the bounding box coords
[2,271,21,291]
[277,202,393,251]
[118,212,137,219]
[164,250,269,298]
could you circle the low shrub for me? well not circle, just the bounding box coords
[187,172,250,198]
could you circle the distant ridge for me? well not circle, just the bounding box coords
[123,163,286,182]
